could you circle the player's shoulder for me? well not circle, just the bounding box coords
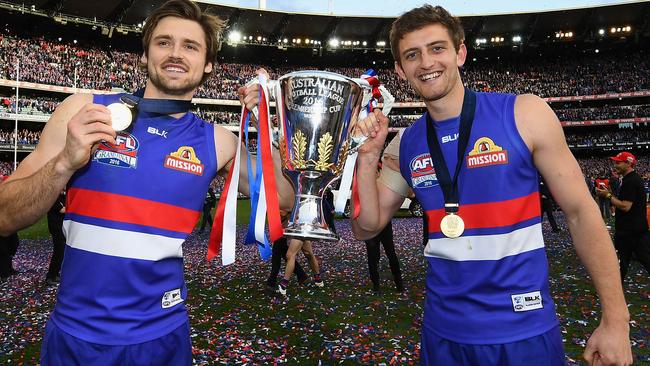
[212,125,239,157]
[52,93,94,118]
[513,93,549,115]
[61,93,94,107]
[213,124,236,139]
[513,93,560,148]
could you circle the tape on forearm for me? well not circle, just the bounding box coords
[382,130,402,159]
[378,166,409,197]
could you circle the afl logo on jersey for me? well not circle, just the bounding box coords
[164,146,205,176]
[410,153,438,188]
[93,132,139,169]
[466,137,509,169]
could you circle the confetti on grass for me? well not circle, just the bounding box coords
[0,216,647,364]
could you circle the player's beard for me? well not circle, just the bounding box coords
[148,63,202,96]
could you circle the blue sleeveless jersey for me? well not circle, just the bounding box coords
[399,92,558,344]
[51,93,217,345]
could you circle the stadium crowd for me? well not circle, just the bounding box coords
[1,96,59,115]
[389,104,650,127]
[0,161,12,176]
[565,129,650,147]
[4,95,649,128]
[2,33,649,101]
[2,32,650,196]
[193,110,239,125]
[3,125,650,151]
[0,129,40,145]
[556,105,650,122]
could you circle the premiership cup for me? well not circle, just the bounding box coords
[269,70,392,241]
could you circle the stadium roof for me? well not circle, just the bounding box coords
[200,0,647,17]
[0,0,648,46]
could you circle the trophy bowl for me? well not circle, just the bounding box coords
[274,70,367,241]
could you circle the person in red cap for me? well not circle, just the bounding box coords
[596,151,650,285]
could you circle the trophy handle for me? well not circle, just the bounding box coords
[242,76,282,149]
[348,83,396,153]
[243,76,278,121]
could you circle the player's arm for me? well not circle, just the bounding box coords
[352,160,407,240]
[213,125,249,196]
[350,110,406,240]
[0,93,116,235]
[515,94,632,366]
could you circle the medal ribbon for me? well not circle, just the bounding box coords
[124,89,193,114]
[424,88,477,215]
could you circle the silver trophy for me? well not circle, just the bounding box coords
[261,70,393,241]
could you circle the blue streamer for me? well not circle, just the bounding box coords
[243,97,272,261]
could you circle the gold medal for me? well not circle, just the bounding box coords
[107,102,133,131]
[440,213,465,238]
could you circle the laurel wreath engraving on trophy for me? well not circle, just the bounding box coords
[334,140,349,175]
[311,132,334,171]
[291,130,308,169]
[279,136,288,168]
[283,131,336,172]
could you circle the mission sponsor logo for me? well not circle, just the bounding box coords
[410,153,438,188]
[164,146,204,176]
[466,137,509,169]
[93,132,139,169]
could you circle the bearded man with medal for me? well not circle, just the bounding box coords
[351,5,632,366]
[0,1,294,364]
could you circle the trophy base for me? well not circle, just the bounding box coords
[283,224,339,242]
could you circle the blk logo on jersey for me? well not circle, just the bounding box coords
[466,137,509,169]
[511,290,543,312]
[442,133,459,144]
[162,288,183,309]
[164,146,204,176]
[410,153,438,188]
[93,132,139,169]
[147,126,168,138]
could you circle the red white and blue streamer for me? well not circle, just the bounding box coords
[208,75,283,265]
[244,113,272,260]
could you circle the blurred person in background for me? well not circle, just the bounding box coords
[596,152,650,286]
[0,174,19,280]
[45,189,66,285]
